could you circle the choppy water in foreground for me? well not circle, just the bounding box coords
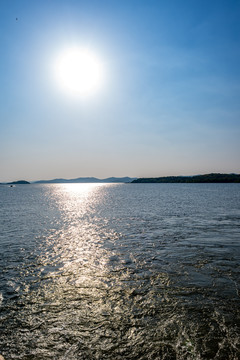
[0,183,240,360]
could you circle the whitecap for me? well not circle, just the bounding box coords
[0,292,3,306]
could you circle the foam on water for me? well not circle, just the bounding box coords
[0,293,3,307]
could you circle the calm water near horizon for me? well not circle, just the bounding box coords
[0,183,240,359]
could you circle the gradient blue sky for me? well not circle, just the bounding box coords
[1,0,240,182]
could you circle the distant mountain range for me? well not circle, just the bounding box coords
[0,177,135,185]
[33,176,136,184]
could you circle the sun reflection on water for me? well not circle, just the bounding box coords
[38,183,118,292]
[53,182,107,214]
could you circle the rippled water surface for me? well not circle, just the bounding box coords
[0,183,240,359]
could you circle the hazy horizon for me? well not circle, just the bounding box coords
[2,172,240,184]
[1,0,240,182]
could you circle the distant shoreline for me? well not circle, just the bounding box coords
[0,180,30,185]
[131,173,240,183]
[1,173,240,185]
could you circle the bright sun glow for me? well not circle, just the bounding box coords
[54,47,104,98]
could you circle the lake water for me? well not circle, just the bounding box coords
[0,183,240,360]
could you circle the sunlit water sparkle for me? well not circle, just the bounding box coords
[0,183,240,359]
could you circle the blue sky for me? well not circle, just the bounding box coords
[0,0,240,181]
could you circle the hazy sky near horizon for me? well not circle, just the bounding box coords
[1,0,240,182]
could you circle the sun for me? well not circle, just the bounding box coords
[54,47,104,98]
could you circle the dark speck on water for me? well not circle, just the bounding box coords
[0,183,240,359]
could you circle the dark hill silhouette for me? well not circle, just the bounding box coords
[132,173,240,183]
[8,180,30,185]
